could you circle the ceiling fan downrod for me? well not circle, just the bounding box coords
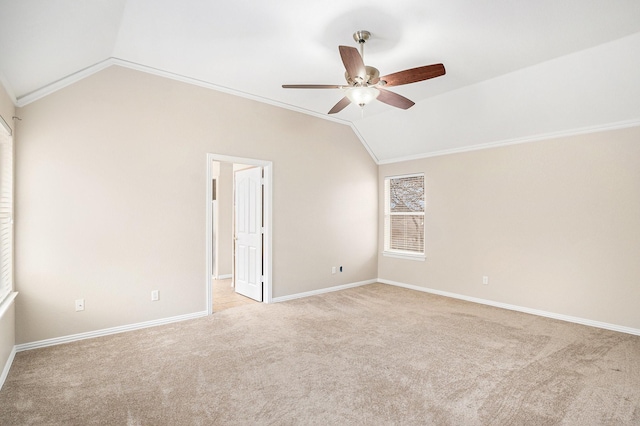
[353,30,371,65]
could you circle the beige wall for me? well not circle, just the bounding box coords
[0,82,15,376]
[379,127,640,329]
[15,66,378,344]
[16,62,635,349]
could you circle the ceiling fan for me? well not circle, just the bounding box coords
[282,30,446,114]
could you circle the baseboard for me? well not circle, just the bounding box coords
[215,274,232,280]
[0,345,16,391]
[378,279,640,336]
[271,279,377,303]
[15,310,209,352]
[11,278,638,355]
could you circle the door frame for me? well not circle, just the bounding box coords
[206,153,273,315]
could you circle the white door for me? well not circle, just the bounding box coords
[234,167,263,301]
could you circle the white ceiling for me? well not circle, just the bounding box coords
[1,0,639,162]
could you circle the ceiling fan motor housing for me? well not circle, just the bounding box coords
[345,65,380,86]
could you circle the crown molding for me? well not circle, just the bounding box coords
[14,57,382,164]
[15,58,351,130]
[14,57,639,167]
[16,59,114,107]
[377,118,640,165]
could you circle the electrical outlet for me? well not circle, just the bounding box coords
[331,266,336,274]
[75,299,85,311]
[151,290,159,301]
[482,276,489,285]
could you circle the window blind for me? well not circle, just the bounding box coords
[384,174,425,255]
[0,121,13,305]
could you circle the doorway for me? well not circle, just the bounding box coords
[206,154,272,315]
[212,278,258,312]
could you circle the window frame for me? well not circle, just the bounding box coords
[0,115,14,310]
[383,173,426,261]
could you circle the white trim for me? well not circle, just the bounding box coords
[382,252,425,261]
[0,262,16,392]
[385,172,424,180]
[206,155,214,314]
[0,292,17,320]
[16,59,114,107]
[7,276,637,361]
[12,58,383,166]
[383,174,425,257]
[14,310,208,352]
[111,58,350,126]
[206,154,273,315]
[378,279,640,337]
[14,58,384,167]
[15,58,343,129]
[271,279,377,303]
[15,58,638,168]
[0,114,12,136]
[215,274,232,280]
[377,119,640,165]
[14,58,383,168]
[0,345,16,391]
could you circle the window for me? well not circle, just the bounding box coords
[384,174,425,259]
[0,117,13,306]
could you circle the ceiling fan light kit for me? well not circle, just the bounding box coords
[345,86,380,107]
[282,30,446,114]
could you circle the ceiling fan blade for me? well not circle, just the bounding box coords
[377,88,415,110]
[380,63,445,87]
[282,84,343,89]
[339,46,366,81]
[328,97,351,114]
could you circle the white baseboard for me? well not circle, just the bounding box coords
[271,279,377,303]
[378,279,640,337]
[15,311,208,352]
[215,274,232,280]
[0,345,17,391]
[11,277,639,357]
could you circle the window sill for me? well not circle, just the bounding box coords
[0,292,18,320]
[382,252,426,262]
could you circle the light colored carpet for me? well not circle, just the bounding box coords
[1,283,639,425]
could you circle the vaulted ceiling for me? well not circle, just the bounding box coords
[1,0,639,163]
